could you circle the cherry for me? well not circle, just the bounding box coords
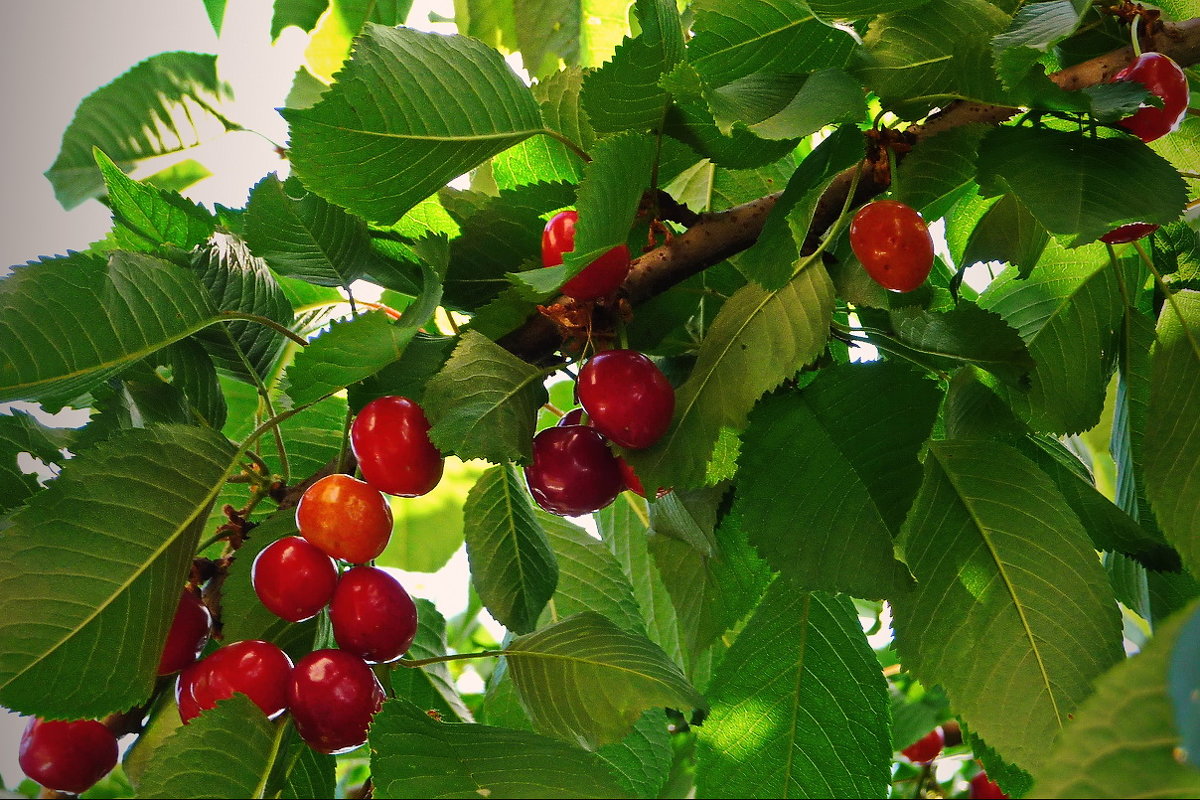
[1099,221,1160,244]
[900,726,944,764]
[525,425,624,516]
[617,455,647,497]
[289,649,385,754]
[19,718,118,795]
[252,536,339,622]
[329,566,418,663]
[351,396,444,497]
[1111,52,1189,143]
[848,200,935,292]
[578,350,675,449]
[969,771,1009,800]
[557,407,586,426]
[296,473,393,564]
[157,588,212,676]
[176,639,293,723]
[541,210,632,300]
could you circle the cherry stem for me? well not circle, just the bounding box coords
[395,649,506,668]
[1131,13,1143,58]
[544,129,591,164]
[218,311,308,346]
[543,402,565,417]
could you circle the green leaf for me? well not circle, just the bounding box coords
[279,745,336,799]
[1145,290,1200,578]
[284,25,543,224]
[854,0,1012,117]
[978,240,1123,434]
[991,0,1090,88]
[890,440,1124,770]
[0,410,71,514]
[0,425,237,716]
[46,52,236,209]
[370,698,628,798]
[95,149,215,252]
[348,334,456,411]
[696,582,892,798]
[538,512,645,634]
[380,457,486,574]
[892,125,990,220]
[596,710,673,800]
[495,69,591,189]
[1032,599,1200,798]
[885,303,1034,388]
[976,127,1189,247]
[512,0,630,77]
[624,264,834,491]
[709,69,867,141]
[505,611,708,749]
[202,0,227,34]
[244,173,387,287]
[463,465,558,635]
[0,251,220,404]
[688,0,856,86]
[390,599,474,722]
[304,0,415,81]
[806,0,931,18]
[581,0,684,134]
[285,310,415,406]
[423,331,549,465]
[452,0,518,52]
[162,339,227,430]
[135,694,286,799]
[733,362,940,598]
[961,192,1050,279]
[141,158,213,194]
[1169,604,1200,771]
[272,0,329,40]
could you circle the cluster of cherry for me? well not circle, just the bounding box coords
[900,726,1009,798]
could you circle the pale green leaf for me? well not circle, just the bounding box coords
[370,698,628,798]
[423,331,549,465]
[885,303,1034,388]
[305,0,415,81]
[95,149,215,252]
[596,710,672,800]
[1169,605,1200,771]
[1033,599,1200,798]
[538,512,644,634]
[696,582,892,798]
[494,69,591,189]
[284,25,544,224]
[624,264,834,491]
[890,440,1124,770]
[390,599,475,722]
[991,0,1090,88]
[505,611,707,749]
[380,457,486,574]
[452,0,518,52]
[463,465,558,634]
[709,69,867,141]
[0,425,238,716]
[512,0,629,77]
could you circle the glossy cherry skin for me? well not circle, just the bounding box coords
[289,649,385,754]
[969,771,1009,799]
[330,566,419,663]
[900,726,944,763]
[176,640,293,723]
[19,718,118,795]
[558,407,586,426]
[252,536,339,622]
[617,456,647,497]
[542,210,633,300]
[1100,221,1160,244]
[525,425,624,516]
[578,350,675,449]
[157,588,212,675]
[296,473,393,564]
[849,200,935,292]
[1112,52,1189,143]
[351,396,444,497]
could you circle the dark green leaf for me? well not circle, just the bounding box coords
[279,745,336,799]
[710,70,867,141]
[596,710,672,800]
[538,512,644,634]
[807,0,931,18]
[285,311,416,407]
[0,411,71,514]
[95,149,215,252]
[962,192,1050,279]
[991,0,1090,88]
[391,599,474,722]
[885,303,1034,388]
[495,69,591,189]
[892,125,990,221]
[1169,603,1200,771]
[272,0,329,40]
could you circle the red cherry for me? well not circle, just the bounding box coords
[848,200,935,292]
[558,407,586,427]
[969,771,1009,800]
[176,640,293,723]
[252,536,339,622]
[329,566,419,663]
[541,210,632,300]
[900,726,944,764]
[296,473,393,564]
[578,350,675,450]
[1100,221,1160,244]
[1111,52,1189,143]
[617,456,647,497]
[19,718,118,795]
[525,425,624,516]
[157,588,212,676]
[351,396,444,497]
[289,649,385,754]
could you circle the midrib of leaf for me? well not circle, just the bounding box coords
[782,593,813,799]
[693,15,817,69]
[509,649,684,689]
[933,447,1064,730]
[894,54,953,70]
[1,436,236,693]
[251,718,291,799]
[500,466,536,612]
[458,368,548,443]
[1018,265,1106,348]
[288,117,551,143]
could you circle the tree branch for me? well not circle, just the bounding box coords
[501,16,1200,364]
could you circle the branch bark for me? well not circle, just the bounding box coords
[500,16,1200,363]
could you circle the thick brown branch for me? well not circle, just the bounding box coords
[501,17,1200,364]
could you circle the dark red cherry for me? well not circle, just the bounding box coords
[848,200,935,292]
[900,726,944,764]
[252,536,339,622]
[351,396,444,497]
[329,566,419,663]
[19,718,118,795]
[1111,52,1189,142]
[969,771,1009,799]
[525,426,623,516]
[558,407,586,426]
[1099,221,1160,244]
[296,473,393,564]
[157,588,212,675]
[541,210,632,300]
[578,350,675,449]
[176,640,293,723]
[289,649,385,754]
